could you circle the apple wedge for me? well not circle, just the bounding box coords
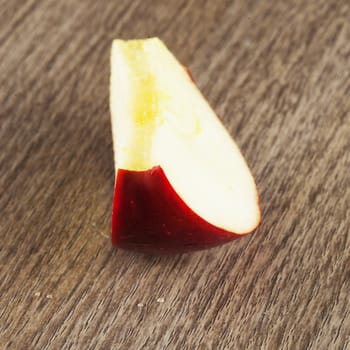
[110,38,260,253]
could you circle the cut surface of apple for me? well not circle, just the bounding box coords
[110,38,260,252]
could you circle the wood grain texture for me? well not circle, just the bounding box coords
[1,0,349,349]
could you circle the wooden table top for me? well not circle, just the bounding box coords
[1,1,349,349]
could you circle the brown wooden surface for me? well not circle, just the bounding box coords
[1,0,349,349]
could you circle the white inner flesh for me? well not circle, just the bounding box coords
[110,38,260,233]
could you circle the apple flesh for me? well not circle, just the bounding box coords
[110,38,261,253]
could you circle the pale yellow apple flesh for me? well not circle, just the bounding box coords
[110,38,260,234]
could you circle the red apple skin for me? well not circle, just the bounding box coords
[185,67,195,82]
[112,166,254,253]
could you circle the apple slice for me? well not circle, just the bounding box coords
[110,38,260,253]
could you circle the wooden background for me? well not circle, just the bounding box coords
[1,0,349,349]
